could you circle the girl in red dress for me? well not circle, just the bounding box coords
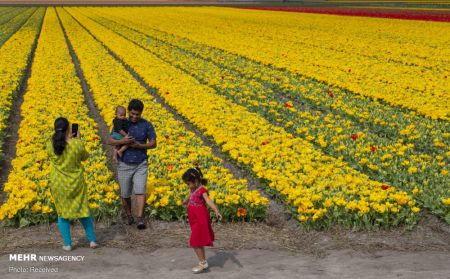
[182,166,222,274]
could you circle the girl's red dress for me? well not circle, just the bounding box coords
[188,186,214,247]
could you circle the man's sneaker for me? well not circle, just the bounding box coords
[136,217,146,230]
[62,245,72,251]
[192,261,208,274]
[90,241,99,249]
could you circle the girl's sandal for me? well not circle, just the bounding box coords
[192,261,208,274]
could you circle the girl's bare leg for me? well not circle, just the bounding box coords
[194,247,206,262]
[192,247,208,273]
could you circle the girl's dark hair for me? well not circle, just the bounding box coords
[128,99,144,112]
[52,117,69,156]
[182,166,207,185]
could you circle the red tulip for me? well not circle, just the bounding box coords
[237,7,450,23]
[285,102,294,108]
[351,134,358,140]
[326,89,334,98]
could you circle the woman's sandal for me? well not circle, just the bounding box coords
[62,245,72,251]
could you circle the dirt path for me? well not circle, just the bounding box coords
[2,247,450,278]
[1,214,449,278]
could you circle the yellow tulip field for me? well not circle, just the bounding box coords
[0,6,448,229]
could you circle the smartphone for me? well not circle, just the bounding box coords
[72,123,79,136]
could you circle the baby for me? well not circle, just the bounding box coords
[112,106,129,163]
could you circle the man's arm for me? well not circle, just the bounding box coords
[106,134,135,146]
[129,138,157,150]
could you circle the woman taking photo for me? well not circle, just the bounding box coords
[47,117,99,251]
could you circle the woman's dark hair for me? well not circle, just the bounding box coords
[182,166,207,185]
[52,117,69,156]
[128,99,144,112]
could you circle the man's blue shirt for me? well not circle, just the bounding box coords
[112,118,156,164]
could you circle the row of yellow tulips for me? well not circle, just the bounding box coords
[0,8,44,162]
[0,8,36,46]
[67,7,420,229]
[0,8,119,226]
[0,7,24,26]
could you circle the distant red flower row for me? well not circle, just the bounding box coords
[236,6,450,22]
